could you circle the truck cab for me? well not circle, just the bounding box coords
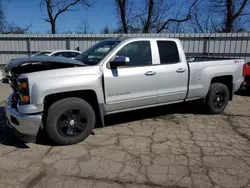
[101,38,189,113]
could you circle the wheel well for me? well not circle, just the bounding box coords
[211,75,233,100]
[43,90,102,128]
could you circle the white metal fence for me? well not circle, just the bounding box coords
[0,33,250,66]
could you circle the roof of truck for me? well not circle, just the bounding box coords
[119,36,173,39]
[114,36,180,41]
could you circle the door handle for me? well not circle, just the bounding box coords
[176,68,186,73]
[145,71,156,76]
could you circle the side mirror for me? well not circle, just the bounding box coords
[110,56,130,67]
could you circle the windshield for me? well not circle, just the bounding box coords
[33,51,52,56]
[75,40,120,65]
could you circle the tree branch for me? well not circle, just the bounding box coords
[233,0,249,20]
[156,0,198,33]
[54,0,80,21]
[41,0,92,33]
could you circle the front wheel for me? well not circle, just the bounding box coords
[45,98,96,145]
[205,83,230,114]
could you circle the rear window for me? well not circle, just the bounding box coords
[157,41,180,64]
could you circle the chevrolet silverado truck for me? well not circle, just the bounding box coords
[3,37,245,145]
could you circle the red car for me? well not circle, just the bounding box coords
[243,62,250,89]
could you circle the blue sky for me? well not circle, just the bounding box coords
[2,0,193,33]
[3,0,117,33]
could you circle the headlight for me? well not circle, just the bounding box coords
[17,78,30,104]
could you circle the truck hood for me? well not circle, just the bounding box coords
[24,65,102,82]
[4,56,85,74]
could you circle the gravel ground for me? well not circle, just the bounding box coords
[0,84,250,188]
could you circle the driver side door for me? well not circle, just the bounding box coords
[103,40,158,113]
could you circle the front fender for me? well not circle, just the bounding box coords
[27,74,104,113]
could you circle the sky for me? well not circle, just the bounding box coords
[2,0,118,33]
[1,0,195,33]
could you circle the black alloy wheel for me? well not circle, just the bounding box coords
[57,109,88,138]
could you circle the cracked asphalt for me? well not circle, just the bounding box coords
[0,84,250,188]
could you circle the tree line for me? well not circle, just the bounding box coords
[0,0,249,34]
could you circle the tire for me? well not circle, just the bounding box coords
[246,86,250,93]
[205,83,230,114]
[45,97,96,145]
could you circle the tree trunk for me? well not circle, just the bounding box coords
[120,6,128,33]
[116,0,128,33]
[143,0,154,33]
[121,13,128,33]
[51,20,56,34]
[225,0,233,32]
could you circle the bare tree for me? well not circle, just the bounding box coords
[3,23,31,34]
[77,20,90,33]
[41,0,93,34]
[192,0,250,33]
[211,0,250,32]
[114,0,198,33]
[0,1,30,34]
[102,26,110,34]
[155,0,198,33]
[114,0,135,33]
[140,0,164,33]
[190,2,212,33]
[137,0,199,33]
[0,1,5,33]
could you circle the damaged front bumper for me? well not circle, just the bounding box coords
[4,93,42,140]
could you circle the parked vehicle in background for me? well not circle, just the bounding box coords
[32,50,81,59]
[4,37,245,145]
[243,62,250,90]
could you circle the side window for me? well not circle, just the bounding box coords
[61,52,80,58]
[70,52,79,57]
[52,52,63,57]
[62,52,71,58]
[116,41,152,67]
[157,41,180,64]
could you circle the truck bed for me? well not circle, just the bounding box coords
[187,56,239,63]
[186,57,244,101]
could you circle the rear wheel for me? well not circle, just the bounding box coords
[45,98,96,145]
[205,83,229,114]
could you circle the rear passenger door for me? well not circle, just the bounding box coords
[154,40,189,103]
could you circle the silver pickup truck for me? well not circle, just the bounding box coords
[3,37,245,145]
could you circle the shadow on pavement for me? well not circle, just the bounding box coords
[235,88,250,97]
[105,100,205,127]
[0,100,206,147]
[0,106,30,148]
